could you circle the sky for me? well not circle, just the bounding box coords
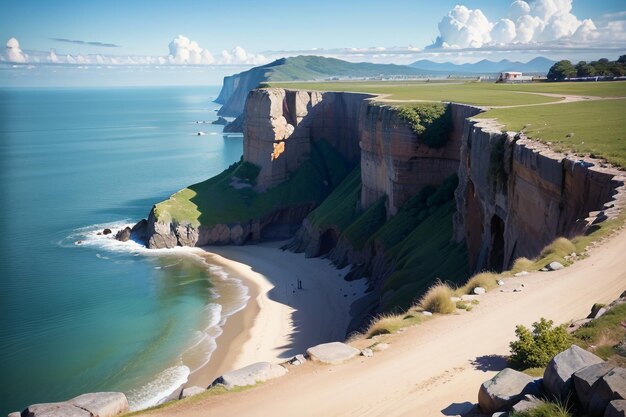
[1,0,625,86]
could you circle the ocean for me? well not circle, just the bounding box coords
[0,86,245,414]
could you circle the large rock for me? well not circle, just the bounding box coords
[22,403,91,417]
[114,227,131,242]
[588,368,626,417]
[477,368,542,413]
[511,395,543,412]
[69,392,128,417]
[180,386,205,399]
[544,345,604,401]
[574,362,615,410]
[306,342,360,365]
[605,400,626,417]
[211,362,288,390]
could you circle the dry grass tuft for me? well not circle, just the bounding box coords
[456,272,500,295]
[419,281,456,314]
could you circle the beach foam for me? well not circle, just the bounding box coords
[126,365,190,411]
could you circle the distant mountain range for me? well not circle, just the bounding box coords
[410,57,555,74]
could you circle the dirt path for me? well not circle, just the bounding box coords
[141,227,626,417]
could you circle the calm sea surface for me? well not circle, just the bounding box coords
[0,86,245,414]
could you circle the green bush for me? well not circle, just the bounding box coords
[509,318,572,369]
[397,103,452,148]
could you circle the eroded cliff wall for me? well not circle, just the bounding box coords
[453,118,626,272]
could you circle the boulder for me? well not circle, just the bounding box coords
[422,311,433,316]
[211,362,288,390]
[544,345,604,400]
[69,392,128,417]
[22,403,91,417]
[478,368,542,413]
[130,219,148,242]
[180,386,205,399]
[588,368,626,417]
[115,227,131,242]
[573,362,615,410]
[473,287,486,295]
[514,271,529,277]
[102,228,112,235]
[547,262,564,271]
[605,400,626,417]
[306,342,360,365]
[511,395,543,412]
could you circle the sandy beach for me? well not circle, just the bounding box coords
[143,228,626,417]
[186,241,367,388]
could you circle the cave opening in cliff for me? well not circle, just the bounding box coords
[488,215,505,272]
[319,228,339,256]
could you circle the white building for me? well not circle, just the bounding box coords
[498,71,534,83]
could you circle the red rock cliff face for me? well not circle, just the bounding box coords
[453,117,626,272]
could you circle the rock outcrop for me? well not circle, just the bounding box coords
[211,362,288,390]
[544,345,604,401]
[18,392,128,417]
[478,368,541,413]
[306,341,360,365]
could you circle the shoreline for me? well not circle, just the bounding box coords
[185,241,367,390]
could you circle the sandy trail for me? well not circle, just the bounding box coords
[143,228,625,417]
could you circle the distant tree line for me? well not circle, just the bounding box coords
[547,55,626,81]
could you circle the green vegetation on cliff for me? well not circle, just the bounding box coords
[304,173,469,311]
[153,139,351,227]
[397,103,453,148]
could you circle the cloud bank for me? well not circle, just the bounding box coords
[429,0,625,50]
[1,35,267,67]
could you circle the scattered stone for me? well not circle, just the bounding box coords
[573,362,615,410]
[540,268,549,272]
[497,280,505,286]
[511,394,543,412]
[372,343,390,351]
[568,318,592,333]
[361,348,373,357]
[115,227,131,242]
[547,261,564,271]
[22,402,92,417]
[605,400,626,417]
[616,340,626,358]
[514,271,529,277]
[571,252,577,257]
[473,287,486,295]
[306,342,360,365]
[180,386,205,399]
[211,362,288,390]
[588,367,626,416]
[422,311,433,316]
[478,368,542,413]
[544,345,604,401]
[68,392,129,417]
[513,288,523,293]
[103,228,112,235]
[287,354,306,366]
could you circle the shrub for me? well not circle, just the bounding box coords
[397,103,452,148]
[509,318,572,369]
[419,281,456,314]
[457,272,500,295]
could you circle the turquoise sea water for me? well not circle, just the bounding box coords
[0,86,245,414]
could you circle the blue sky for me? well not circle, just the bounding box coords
[1,0,625,86]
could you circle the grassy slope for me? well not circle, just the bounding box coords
[305,172,469,312]
[478,98,626,167]
[154,139,351,227]
[262,56,430,82]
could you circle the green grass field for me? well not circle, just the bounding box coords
[479,98,626,167]
[271,80,626,103]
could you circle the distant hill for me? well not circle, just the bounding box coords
[410,57,555,75]
[216,55,435,117]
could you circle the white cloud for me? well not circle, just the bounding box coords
[218,46,266,65]
[429,0,624,50]
[6,37,27,63]
[47,49,59,63]
[168,35,215,64]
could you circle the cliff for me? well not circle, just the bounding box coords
[137,86,625,314]
[453,118,626,272]
[215,55,433,117]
